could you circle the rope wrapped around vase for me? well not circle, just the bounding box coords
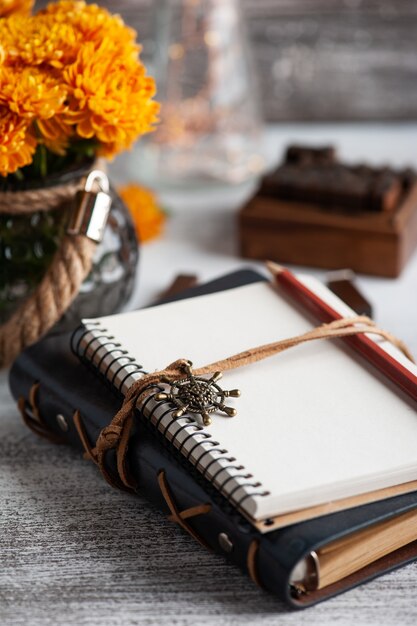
[0,166,110,368]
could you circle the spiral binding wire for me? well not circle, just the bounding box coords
[178,429,210,455]
[71,322,270,515]
[185,437,217,461]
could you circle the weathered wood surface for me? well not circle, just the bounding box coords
[1,368,417,626]
[35,0,417,122]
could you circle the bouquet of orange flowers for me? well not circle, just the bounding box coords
[0,0,159,179]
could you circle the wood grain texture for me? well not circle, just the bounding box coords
[239,182,417,277]
[1,369,417,626]
[34,0,417,121]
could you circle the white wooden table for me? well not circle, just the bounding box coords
[1,124,417,626]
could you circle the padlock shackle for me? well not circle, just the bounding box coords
[84,170,110,194]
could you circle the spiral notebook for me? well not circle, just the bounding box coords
[74,276,417,530]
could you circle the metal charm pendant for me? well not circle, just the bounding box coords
[155,361,241,426]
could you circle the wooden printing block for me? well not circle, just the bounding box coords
[239,146,417,277]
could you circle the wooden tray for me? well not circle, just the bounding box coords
[239,183,417,277]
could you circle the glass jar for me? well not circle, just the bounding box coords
[0,162,139,331]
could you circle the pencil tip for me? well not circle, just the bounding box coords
[266,260,284,275]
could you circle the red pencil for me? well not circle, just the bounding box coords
[267,261,417,404]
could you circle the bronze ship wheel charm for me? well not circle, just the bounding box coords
[155,360,241,426]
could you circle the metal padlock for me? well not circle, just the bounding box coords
[67,170,112,243]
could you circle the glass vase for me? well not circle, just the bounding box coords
[0,161,139,331]
[139,0,265,188]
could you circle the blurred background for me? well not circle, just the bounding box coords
[36,0,417,122]
[28,0,417,288]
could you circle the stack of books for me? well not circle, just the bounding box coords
[10,268,417,608]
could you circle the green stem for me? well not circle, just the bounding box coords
[13,169,24,182]
[39,144,48,179]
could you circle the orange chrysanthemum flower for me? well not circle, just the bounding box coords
[0,0,158,176]
[64,39,159,157]
[0,66,67,120]
[119,184,165,243]
[0,108,36,176]
[0,0,33,18]
[40,1,138,56]
[0,65,70,155]
[37,115,74,155]
[0,14,79,68]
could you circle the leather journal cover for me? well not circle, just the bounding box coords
[9,269,417,609]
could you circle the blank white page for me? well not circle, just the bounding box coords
[84,278,417,520]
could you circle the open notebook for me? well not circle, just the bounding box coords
[74,276,417,530]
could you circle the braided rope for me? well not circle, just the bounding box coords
[0,170,100,368]
[0,179,85,214]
